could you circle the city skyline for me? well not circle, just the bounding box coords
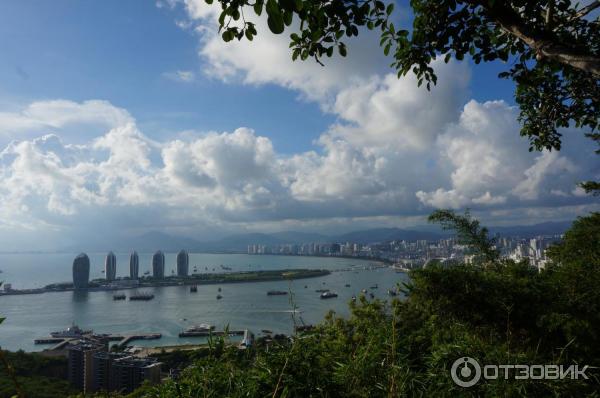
[0,1,597,252]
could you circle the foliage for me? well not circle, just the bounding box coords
[130,212,600,397]
[428,209,499,264]
[0,351,77,398]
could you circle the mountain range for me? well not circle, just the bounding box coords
[71,221,572,253]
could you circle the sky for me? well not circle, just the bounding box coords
[0,0,597,250]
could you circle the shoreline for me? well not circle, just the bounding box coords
[0,269,330,297]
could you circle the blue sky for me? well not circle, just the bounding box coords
[0,0,597,250]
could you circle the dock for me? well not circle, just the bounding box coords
[35,332,162,349]
[178,330,245,338]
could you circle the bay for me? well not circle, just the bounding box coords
[0,253,407,351]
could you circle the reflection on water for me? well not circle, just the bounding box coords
[71,290,89,302]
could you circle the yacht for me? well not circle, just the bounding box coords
[320,291,338,299]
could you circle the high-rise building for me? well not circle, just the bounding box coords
[67,339,106,393]
[176,249,189,277]
[110,357,161,393]
[129,251,139,279]
[105,251,116,281]
[73,253,90,289]
[152,251,165,279]
[91,352,129,392]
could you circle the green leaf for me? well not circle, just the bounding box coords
[267,15,285,34]
[386,3,394,15]
[254,0,263,16]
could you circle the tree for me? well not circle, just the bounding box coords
[428,209,499,264]
[206,0,599,193]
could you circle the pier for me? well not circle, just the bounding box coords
[35,332,163,350]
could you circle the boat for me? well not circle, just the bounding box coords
[261,329,273,334]
[216,294,222,300]
[50,323,92,338]
[143,271,150,276]
[267,290,288,296]
[369,293,375,299]
[370,284,378,289]
[345,284,351,287]
[113,293,126,300]
[185,324,215,333]
[130,292,154,301]
[218,287,222,292]
[304,285,308,288]
[179,324,216,337]
[361,289,367,294]
[320,292,338,299]
[315,289,330,293]
[190,286,197,293]
[351,295,356,302]
[387,289,398,296]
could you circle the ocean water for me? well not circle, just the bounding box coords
[0,253,408,351]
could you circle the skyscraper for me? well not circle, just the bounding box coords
[105,251,116,281]
[73,253,90,289]
[129,251,139,279]
[152,251,165,279]
[176,249,189,277]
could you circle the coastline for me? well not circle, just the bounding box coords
[0,268,330,297]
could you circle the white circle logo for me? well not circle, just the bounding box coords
[451,357,481,387]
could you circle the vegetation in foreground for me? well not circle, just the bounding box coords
[0,350,77,398]
[117,211,599,397]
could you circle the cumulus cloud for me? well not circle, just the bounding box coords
[0,95,597,251]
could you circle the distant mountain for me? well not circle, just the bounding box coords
[64,220,574,253]
[488,221,571,237]
[270,231,330,243]
[331,228,445,244]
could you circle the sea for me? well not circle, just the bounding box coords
[0,252,408,351]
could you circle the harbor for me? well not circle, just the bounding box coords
[0,253,405,352]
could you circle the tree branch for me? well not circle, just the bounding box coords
[476,1,600,76]
[571,0,600,21]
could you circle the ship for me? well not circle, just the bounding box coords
[129,292,154,301]
[190,285,198,293]
[320,292,338,299]
[315,289,330,293]
[179,323,215,337]
[216,294,223,300]
[113,293,126,300]
[50,323,92,338]
[267,290,288,296]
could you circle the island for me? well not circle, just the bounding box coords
[0,269,330,296]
